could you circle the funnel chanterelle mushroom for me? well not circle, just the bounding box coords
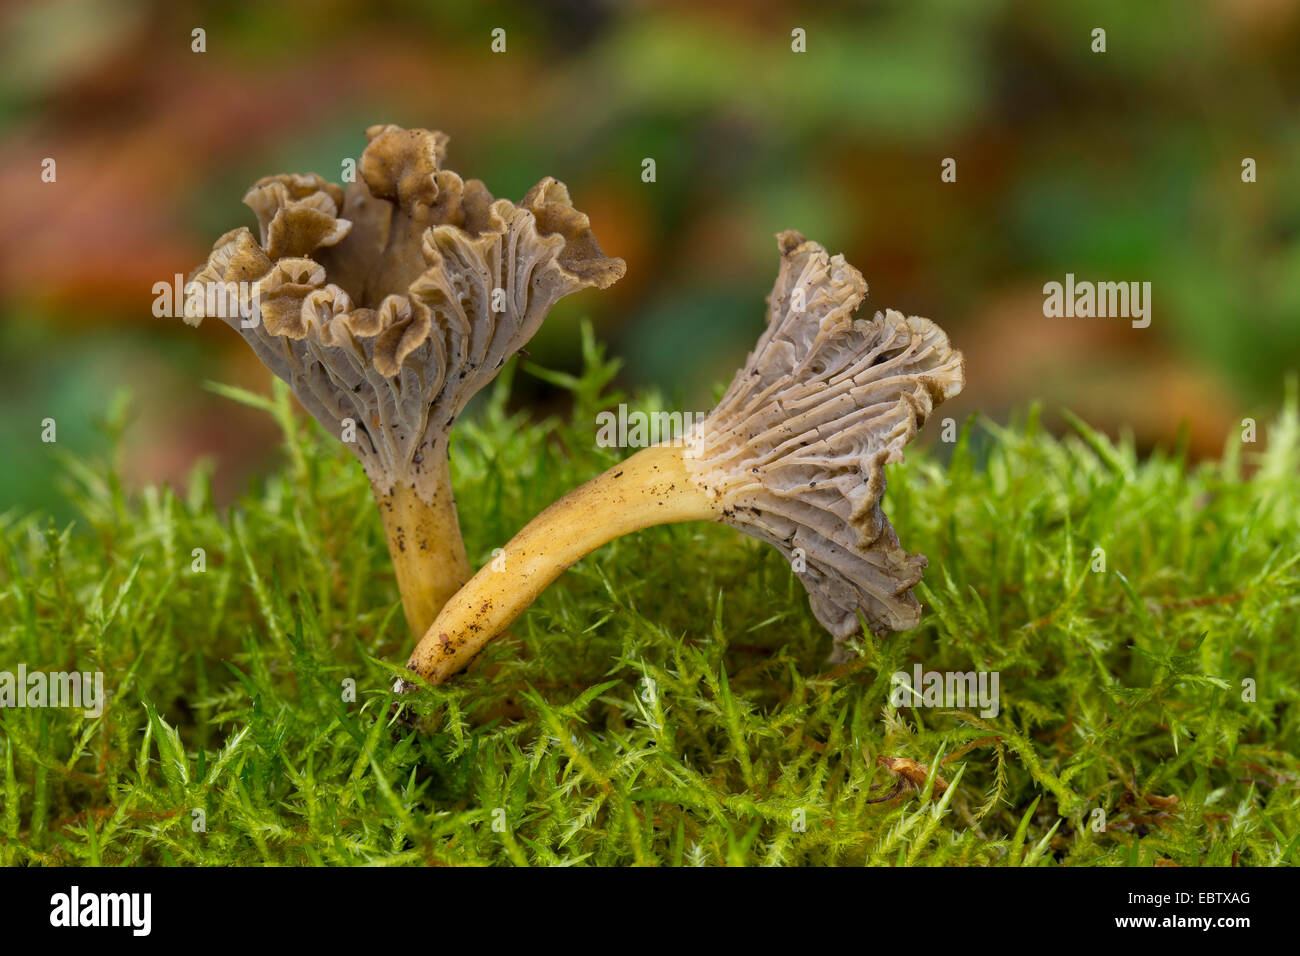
[184,124,625,638]
[404,230,964,686]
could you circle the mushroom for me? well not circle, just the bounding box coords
[403,230,964,686]
[182,124,625,639]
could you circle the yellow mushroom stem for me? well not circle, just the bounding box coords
[374,453,472,641]
[405,442,718,684]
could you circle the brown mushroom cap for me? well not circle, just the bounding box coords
[185,124,626,499]
[685,231,964,654]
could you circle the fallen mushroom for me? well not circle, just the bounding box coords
[402,230,964,686]
[182,124,625,638]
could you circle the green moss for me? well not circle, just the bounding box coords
[1,332,1297,866]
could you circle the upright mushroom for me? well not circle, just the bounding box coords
[403,230,964,685]
[183,124,625,638]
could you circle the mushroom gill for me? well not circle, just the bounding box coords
[686,230,964,644]
[403,230,964,686]
[182,124,626,639]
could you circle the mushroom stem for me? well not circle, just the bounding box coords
[375,453,472,640]
[404,443,717,683]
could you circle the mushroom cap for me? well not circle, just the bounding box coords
[685,231,964,652]
[185,125,626,498]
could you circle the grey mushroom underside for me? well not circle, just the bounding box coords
[690,234,964,651]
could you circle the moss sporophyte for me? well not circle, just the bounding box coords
[402,230,965,687]
[180,125,625,641]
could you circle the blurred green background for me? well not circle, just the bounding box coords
[2,0,1298,518]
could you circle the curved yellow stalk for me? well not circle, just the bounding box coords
[404,443,717,684]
